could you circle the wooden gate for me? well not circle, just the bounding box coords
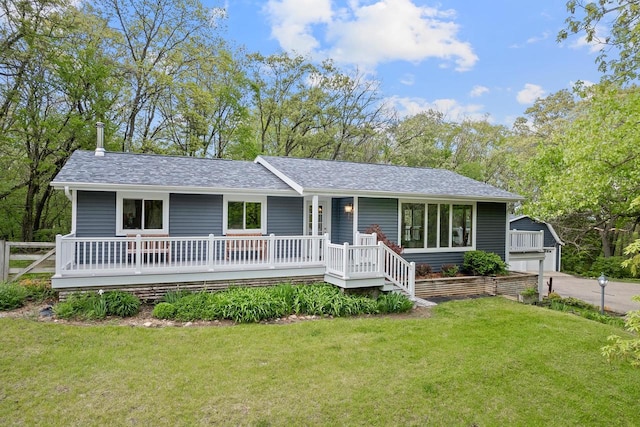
[0,241,56,282]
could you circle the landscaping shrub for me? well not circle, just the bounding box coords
[162,289,192,304]
[415,263,432,277]
[441,264,459,277]
[19,279,57,302]
[588,256,632,279]
[602,296,640,366]
[54,291,140,320]
[153,284,414,323]
[540,294,625,328]
[377,292,413,314]
[462,250,507,276]
[103,291,141,317]
[152,302,176,319]
[0,282,29,310]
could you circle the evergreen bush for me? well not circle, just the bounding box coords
[462,250,507,276]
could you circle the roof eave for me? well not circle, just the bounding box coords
[50,181,298,196]
[301,187,523,202]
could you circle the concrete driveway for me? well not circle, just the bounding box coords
[541,272,640,314]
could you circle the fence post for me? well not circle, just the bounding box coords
[377,242,384,277]
[0,240,6,282]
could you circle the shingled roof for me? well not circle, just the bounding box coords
[51,150,294,193]
[52,150,522,201]
[256,156,521,201]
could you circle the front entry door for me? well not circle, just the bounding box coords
[307,201,328,236]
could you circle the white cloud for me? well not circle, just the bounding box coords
[387,95,490,122]
[567,25,607,54]
[264,0,478,71]
[469,85,489,97]
[526,31,549,44]
[517,83,546,105]
[400,73,415,86]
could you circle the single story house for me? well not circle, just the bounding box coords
[50,141,543,297]
[509,215,564,272]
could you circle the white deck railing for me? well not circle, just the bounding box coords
[381,245,415,296]
[55,233,415,297]
[55,234,326,276]
[509,230,544,252]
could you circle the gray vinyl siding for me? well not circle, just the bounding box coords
[358,197,398,243]
[402,252,465,272]
[267,196,303,235]
[476,202,507,260]
[510,217,556,247]
[76,191,116,237]
[332,198,353,244]
[169,194,222,236]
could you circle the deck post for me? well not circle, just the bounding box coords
[0,240,6,282]
[269,234,276,268]
[135,234,142,274]
[377,241,384,277]
[323,233,329,263]
[54,235,62,277]
[342,242,349,279]
[409,262,416,297]
[208,234,214,271]
[538,258,544,301]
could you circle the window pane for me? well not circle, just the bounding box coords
[245,202,261,229]
[123,199,142,230]
[426,204,438,248]
[452,205,472,247]
[439,204,450,247]
[144,200,164,229]
[228,201,244,229]
[401,203,424,248]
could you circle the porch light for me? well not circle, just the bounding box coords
[597,273,608,314]
[344,203,353,214]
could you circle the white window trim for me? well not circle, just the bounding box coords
[116,192,169,235]
[398,200,477,253]
[222,195,267,235]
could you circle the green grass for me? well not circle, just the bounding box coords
[1,297,639,426]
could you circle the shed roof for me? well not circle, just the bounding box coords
[256,156,522,201]
[51,150,293,193]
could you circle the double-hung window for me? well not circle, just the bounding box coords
[223,196,266,234]
[117,193,169,235]
[401,201,474,251]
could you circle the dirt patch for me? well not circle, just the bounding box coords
[0,302,433,327]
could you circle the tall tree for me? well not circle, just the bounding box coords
[559,0,640,83]
[0,0,120,240]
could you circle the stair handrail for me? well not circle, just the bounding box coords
[380,243,415,297]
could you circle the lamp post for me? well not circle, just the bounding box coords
[597,273,609,314]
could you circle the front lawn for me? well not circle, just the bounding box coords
[1,297,639,426]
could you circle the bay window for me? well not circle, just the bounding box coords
[401,201,474,251]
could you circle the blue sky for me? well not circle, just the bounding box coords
[213,0,603,126]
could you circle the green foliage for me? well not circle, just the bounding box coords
[440,264,459,277]
[377,292,414,314]
[622,237,640,277]
[54,291,140,320]
[155,284,413,323]
[0,282,29,310]
[520,287,538,297]
[162,290,192,304]
[602,296,640,366]
[103,291,141,317]
[588,256,632,279]
[152,302,177,320]
[540,295,625,328]
[463,250,508,276]
[19,279,57,303]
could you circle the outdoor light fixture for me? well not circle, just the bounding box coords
[597,273,609,314]
[344,203,353,214]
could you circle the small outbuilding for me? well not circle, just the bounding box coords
[509,215,564,272]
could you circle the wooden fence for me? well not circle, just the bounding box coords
[0,241,55,282]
